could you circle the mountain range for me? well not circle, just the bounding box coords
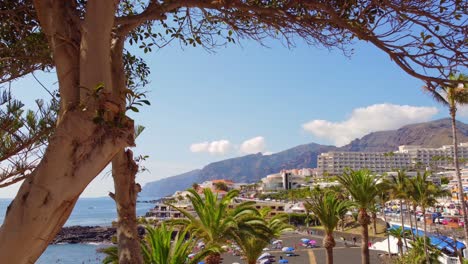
[141,118,468,197]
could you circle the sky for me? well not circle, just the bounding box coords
[1,37,466,198]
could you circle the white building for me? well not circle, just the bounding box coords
[317,151,411,177]
[260,171,307,191]
[317,143,468,177]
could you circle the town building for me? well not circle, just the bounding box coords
[145,200,194,220]
[316,143,468,177]
[259,170,307,192]
[317,151,411,177]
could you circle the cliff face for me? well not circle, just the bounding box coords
[141,118,468,197]
[341,118,468,152]
[140,143,336,197]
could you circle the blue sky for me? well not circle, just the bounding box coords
[2,37,463,197]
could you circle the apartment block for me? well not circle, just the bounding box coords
[316,143,468,177]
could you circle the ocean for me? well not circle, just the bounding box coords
[0,197,156,264]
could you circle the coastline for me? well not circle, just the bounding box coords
[52,225,145,244]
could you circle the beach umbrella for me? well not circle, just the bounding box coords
[263,247,270,251]
[282,247,294,252]
[197,242,205,248]
[258,252,272,260]
[308,240,317,245]
[272,240,282,244]
[279,259,289,263]
[300,238,310,243]
[259,259,270,264]
[197,262,205,264]
[188,253,196,258]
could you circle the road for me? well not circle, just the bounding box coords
[221,231,385,264]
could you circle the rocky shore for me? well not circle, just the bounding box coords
[52,225,146,244]
[52,226,117,244]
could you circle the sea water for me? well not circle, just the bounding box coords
[0,197,157,263]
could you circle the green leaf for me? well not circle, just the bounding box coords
[95,83,105,93]
[140,100,151,105]
[135,125,145,138]
[129,106,139,112]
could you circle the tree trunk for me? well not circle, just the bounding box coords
[111,149,143,264]
[414,203,419,238]
[326,246,334,264]
[205,253,221,264]
[0,1,130,262]
[407,202,414,240]
[450,107,468,247]
[400,200,408,250]
[422,207,429,264]
[371,211,377,236]
[0,111,132,263]
[358,208,370,264]
[397,239,403,257]
[324,233,336,264]
[383,206,391,255]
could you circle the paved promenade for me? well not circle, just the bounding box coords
[221,231,384,264]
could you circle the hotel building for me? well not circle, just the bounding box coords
[317,143,468,177]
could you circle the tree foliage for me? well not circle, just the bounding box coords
[0,89,57,187]
[1,0,466,89]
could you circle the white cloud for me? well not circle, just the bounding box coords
[240,136,266,154]
[302,103,438,147]
[457,105,468,118]
[190,140,232,155]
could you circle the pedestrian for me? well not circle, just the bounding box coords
[352,236,357,246]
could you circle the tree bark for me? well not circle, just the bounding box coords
[450,107,468,249]
[407,202,414,240]
[205,253,221,264]
[382,206,391,255]
[422,207,430,264]
[109,21,144,263]
[326,246,334,264]
[397,239,403,257]
[111,150,143,264]
[371,211,377,236]
[400,200,408,250]
[324,233,335,264]
[358,208,370,264]
[0,111,133,263]
[414,203,418,238]
[0,1,133,263]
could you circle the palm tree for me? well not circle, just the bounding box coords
[337,169,381,264]
[234,212,292,264]
[141,224,215,264]
[306,192,353,264]
[388,170,410,248]
[410,171,450,264]
[389,171,409,228]
[100,224,213,264]
[387,226,409,257]
[400,236,442,264]
[423,73,468,243]
[376,184,392,255]
[100,246,118,264]
[169,188,265,264]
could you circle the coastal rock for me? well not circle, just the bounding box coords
[52,226,117,244]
